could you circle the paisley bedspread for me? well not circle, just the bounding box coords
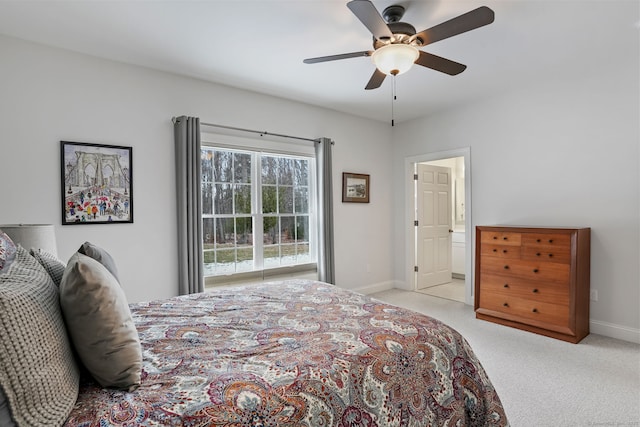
[64,280,508,426]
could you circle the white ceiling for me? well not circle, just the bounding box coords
[0,0,637,124]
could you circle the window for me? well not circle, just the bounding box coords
[201,146,315,279]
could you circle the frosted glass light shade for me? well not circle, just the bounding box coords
[0,224,58,257]
[371,44,419,75]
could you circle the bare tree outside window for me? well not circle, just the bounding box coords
[202,147,314,276]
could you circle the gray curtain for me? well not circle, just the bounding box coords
[315,137,335,284]
[174,116,204,294]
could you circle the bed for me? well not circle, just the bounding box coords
[0,237,508,427]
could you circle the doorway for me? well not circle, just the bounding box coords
[404,148,472,305]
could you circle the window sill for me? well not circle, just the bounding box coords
[204,263,318,289]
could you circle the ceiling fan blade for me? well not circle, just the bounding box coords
[365,69,386,90]
[347,0,393,41]
[413,6,494,46]
[303,51,372,64]
[415,51,467,75]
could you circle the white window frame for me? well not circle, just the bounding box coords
[201,132,318,285]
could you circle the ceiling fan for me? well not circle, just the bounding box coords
[303,0,495,90]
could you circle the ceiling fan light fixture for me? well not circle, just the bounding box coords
[371,43,419,76]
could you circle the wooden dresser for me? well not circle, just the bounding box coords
[474,226,590,343]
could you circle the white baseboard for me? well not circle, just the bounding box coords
[590,319,640,344]
[390,280,413,292]
[353,281,396,295]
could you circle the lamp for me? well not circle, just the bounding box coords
[371,44,419,76]
[0,224,58,257]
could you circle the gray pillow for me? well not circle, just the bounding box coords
[30,248,66,287]
[0,388,16,427]
[0,246,80,427]
[77,241,120,282]
[59,252,141,390]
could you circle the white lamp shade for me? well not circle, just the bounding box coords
[0,224,58,257]
[371,44,419,76]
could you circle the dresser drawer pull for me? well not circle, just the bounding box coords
[548,253,553,258]
[503,265,509,270]
[533,268,539,273]
[532,288,539,293]
[493,236,497,240]
[503,249,508,253]
[503,284,509,288]
[548,239,553,243]
[536,252,541,256]
[532,308,538,313]
[503,237,508,240]
[493,249,497,252]
[503,303,509,307]
[537,239,541,243]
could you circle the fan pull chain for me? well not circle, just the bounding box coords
[391,74,397,127]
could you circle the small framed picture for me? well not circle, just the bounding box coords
[342,172,370,203]
[61,141,133,225]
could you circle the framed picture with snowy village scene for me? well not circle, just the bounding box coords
[61,141,133,225]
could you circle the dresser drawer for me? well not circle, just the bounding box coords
[481,231,521,246]
[521,246,571,264]
[480,258,570,283]
[479,273,570,305]
[478,291,570,328]
[481,243,521,259]
[522,233,571,249]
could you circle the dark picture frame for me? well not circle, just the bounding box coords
[61,141,133,225]
[342,172,370,203]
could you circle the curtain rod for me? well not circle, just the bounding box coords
[200,120,317,143]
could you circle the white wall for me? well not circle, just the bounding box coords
[0,35,394,302]
[391,60,640,342]
[3,30,637,342]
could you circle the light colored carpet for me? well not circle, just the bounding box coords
[417,279,465,302]
[371,288,640,427]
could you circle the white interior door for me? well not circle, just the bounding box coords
[416,163,452,289]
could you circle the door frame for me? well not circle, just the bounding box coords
[404,147,473,305]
